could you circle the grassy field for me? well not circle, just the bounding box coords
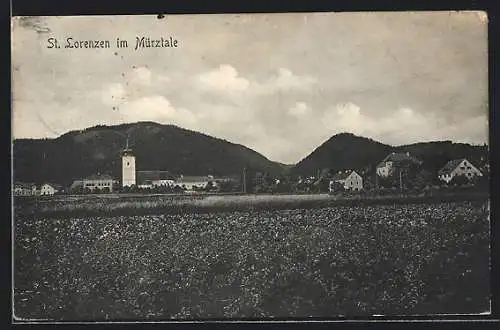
[14,191,489,218]
[13,200,490,320]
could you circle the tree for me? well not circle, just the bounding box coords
[329,181,344,193]
[314,177,330,193]
[409,169,434,191]
[204,181,215,192]
[450,174,470,187]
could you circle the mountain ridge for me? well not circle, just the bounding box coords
[13,122,489,184]
[13,121,284,185]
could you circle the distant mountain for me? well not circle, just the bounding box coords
[293,133,394,176]
[395,141,489,173]
[13,122,284,185]
[292,133,489,176]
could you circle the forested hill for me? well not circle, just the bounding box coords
[292,133,488,176]
[13,122,284,185]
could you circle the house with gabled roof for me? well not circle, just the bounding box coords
[13,182,38,196]
[137,170,176,188]
[40,183,63,195]
[376,152,422,178]
[438,158,482,184]
[329,170,363,191]
[83,173,115,192]
[175,175,215,191]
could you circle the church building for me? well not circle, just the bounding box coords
[122,138,136,187]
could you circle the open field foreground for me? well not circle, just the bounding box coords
[14,201,490,320]
[15,191,489,218]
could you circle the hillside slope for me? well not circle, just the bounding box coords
[293,133,488,176]
[13,122,284,185]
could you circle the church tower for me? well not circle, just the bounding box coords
[122,136,136,187]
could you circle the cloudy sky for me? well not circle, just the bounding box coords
[11,12,488,164]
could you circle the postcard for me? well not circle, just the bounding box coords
[11,12,490,322]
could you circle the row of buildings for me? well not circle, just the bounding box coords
[324,152,485,193]
[14,142,234,196]
[13,140,487,196]
[13,182,63,196]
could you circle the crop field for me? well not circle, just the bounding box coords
[14,200,490,320]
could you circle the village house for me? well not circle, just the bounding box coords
[376,152,422,178]
[13,182,38,196]
[137,170,176,188]
[83,174,115,192]
[329,170,363,192]
[175,175,215,191]
[438,158,483,184]
[40,183,63,195]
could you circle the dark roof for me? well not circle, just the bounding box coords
[122,148,134,156]
[331,170,357,181]
[377,152,422,168]
[14,182,36,189]
[137,171,175,184]
[177,176,212,183]
[84,174,114,181]
[438,159,467,175]
[43,183,63,190]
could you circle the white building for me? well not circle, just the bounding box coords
[175,175,214,191]
[152,179,176,187]
[329,170,363,191]
[13,182,37,196]
[40,183,62,195]
[438,158,483,183]
[136,170,176,189]
[376,152,422,178]
[122,140,136,187]
[83,174,115,192]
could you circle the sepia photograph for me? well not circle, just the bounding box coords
[11,12,490,321]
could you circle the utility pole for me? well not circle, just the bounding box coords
[242,167,247,194]
[399,169,403,193]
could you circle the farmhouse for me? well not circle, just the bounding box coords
[40,183,63,195]
[175,175,214,191]
[438,158,482,184]
[137,170,176,188]
[83,174,115,192]
[376,152,422,178]
[329,170,363,192]
[14,182,38,196]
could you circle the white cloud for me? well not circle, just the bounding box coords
[321,102,488,146]
[102,83,128,107]
[288,101,311,117]
[259,68,317,93]
[119,96,198,128]
[157,74,171,83]
[197,64,250,92]
[130,66,152,85]
[196,65,316,96]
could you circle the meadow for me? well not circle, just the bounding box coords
[13,200,490,320]
[15,190,488,218]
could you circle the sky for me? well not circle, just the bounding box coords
[11,12,488,164]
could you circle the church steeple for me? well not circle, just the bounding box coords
[122,134,133,156]
[121,133,136,187]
